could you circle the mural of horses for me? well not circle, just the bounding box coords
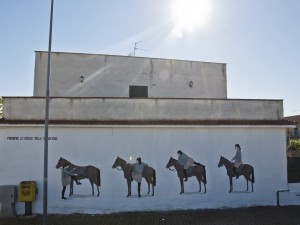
[55,157,101,197]
[112,156,156,197]
[218,156,255,193]
[166,157,207,194]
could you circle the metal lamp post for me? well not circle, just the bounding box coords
[43,0,54,224]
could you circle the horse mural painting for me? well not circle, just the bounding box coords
[166,157,207,194]
[112,157,156,197]
[56,157,101,197]
[218,156,255,193]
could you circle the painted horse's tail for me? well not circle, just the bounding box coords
[251,167,255,183]
[203,165,207,184]
[153,169,156,186]
[96,168,101,186]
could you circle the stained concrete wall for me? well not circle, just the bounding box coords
[2,97,283,121]
[33,52,227,98]
[0,124,297,214]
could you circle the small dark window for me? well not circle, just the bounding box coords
[287,156,300,183]
[129,85,148,98]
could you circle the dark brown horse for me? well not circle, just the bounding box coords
[166,157,207,194]
[112,157,156,197]
[218,156,255,193]
[56,157,101,197]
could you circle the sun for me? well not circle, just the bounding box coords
[171,0,212,38]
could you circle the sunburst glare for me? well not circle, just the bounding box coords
[171,0,212,38]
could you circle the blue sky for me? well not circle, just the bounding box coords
[0,0,299,116]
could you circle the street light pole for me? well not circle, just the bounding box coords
[43,0,54,224]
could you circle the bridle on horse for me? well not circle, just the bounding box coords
[167,166,176,172]
[114,166,123,171]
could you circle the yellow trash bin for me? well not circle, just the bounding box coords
[18,181,36,202]
[18,181,37,216]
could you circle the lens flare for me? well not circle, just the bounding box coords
[171,0,212,37]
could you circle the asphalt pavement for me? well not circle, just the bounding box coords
[0,206,300,225]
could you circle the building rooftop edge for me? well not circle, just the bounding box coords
[1,96,284,102]
[284,115,300,123]
[34,51,227,65]
[0,119,294,126]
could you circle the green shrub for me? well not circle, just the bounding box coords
[288,139,300,151]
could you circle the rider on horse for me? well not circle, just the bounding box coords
[231,144,242,179]
[177,150,201,182]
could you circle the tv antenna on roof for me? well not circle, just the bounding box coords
[128,41,148,56]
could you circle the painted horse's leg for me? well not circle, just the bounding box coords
[204,183,206,193]
[71,181,73,196]
[147,182,150,195]
[152,182,154,196]
[199,181,201,193]
[97,185,100,197]
[197,176,201,192]
[229,176,233,193]
[127,179,131,197]
[246,177,249,192]
[90,180,94,196]
[69,180,74,196]
[179,178,184,194]
[146,177,154,196]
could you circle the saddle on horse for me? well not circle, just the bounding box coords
[232,164,244,179]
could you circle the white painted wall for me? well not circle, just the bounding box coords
[33,52,227,98]
[1,125,297,214]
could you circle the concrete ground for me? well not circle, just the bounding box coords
[1,206,300,225]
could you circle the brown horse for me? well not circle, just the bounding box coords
[112,157,156,197]
[56,157,101,197]
[218,156,255,193]
[166,157,207,194]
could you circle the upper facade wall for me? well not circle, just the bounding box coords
[34,52,227,98]
[2,97,283,121]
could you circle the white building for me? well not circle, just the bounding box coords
[33,51,227,98]
[0,52,298,215]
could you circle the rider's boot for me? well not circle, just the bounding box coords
[73,176,81,185]
[183,169,188,182]
[138,183,141,197]
[232,167,239,179]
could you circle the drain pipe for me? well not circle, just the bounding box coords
[276,189,289,207]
